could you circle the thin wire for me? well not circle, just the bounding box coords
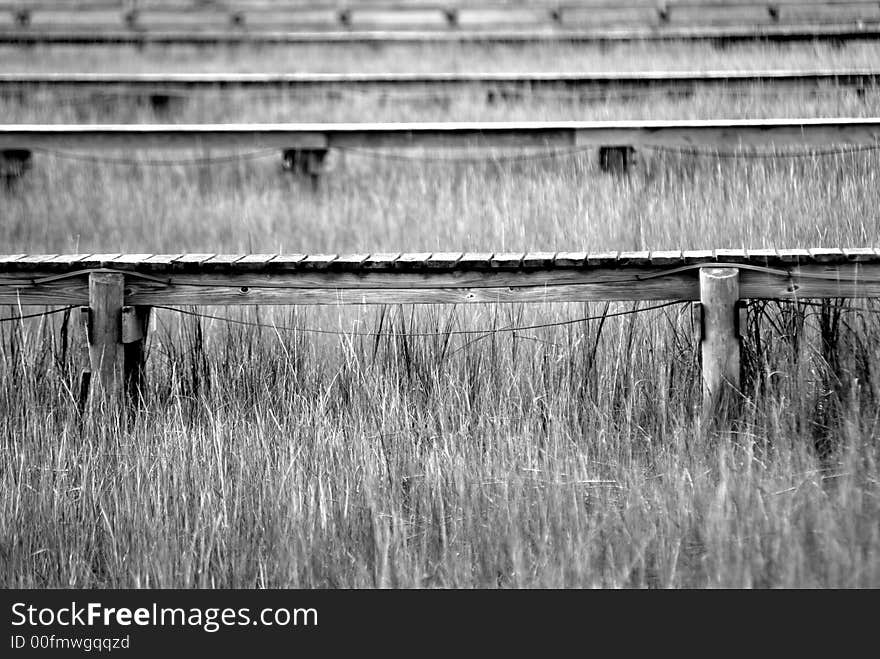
[16,141,880,169]
[764,299,880,314]
[31,146,280,166]
[152,300,683,337]
[336,144,594,163]
[0,305,76,323]
[644,142,880,159]
[24,144,593,167]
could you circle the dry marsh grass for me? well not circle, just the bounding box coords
[0,40,878,588]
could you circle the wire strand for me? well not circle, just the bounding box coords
[644,142,880,159]
[31,146,280,166]
[336,144,594,163]
[152,300,683,337]
[0,305,76,323]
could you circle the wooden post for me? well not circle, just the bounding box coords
[122,305,151,402]
[598,146,636,175]
[699,267,741,420]
[88,271,125,400]
[282,148,329,188]
[76,306,92,416]
[1,149,32,184]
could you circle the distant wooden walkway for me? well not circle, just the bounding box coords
[2,119,880,151]
[2,0,878,33]
[2,23,879,46]
[2,69,879,96]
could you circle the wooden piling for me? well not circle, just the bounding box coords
[122,305,151,402]
[598,146,636,175]
[699,267,741,420]
[87,271,125,400]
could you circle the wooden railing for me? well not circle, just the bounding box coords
[3,248,879,414]
[4,118,880,149]
[2,69,878,96]
[1,118,878,177]
[2,0,879,29]
[2,0,880,46]
[2,23,880,46]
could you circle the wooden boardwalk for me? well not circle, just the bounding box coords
[3,249,879,307]
[2,23,879,45]
[2,69,879,95]
[2,0,878,31]
[2,119,880,151]
[6,247,877,408]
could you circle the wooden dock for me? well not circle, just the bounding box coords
[3,249,879,307]
[4,248,878,408]
[2,119,880,151]
[2,69,879,96]
[1,23,880,46]
[2,0,878,33]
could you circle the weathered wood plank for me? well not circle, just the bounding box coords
[425,253,463,269]
[300,254,338,269]
[264,254,308,270]
[553,252,587,267]
[714,248,748,262]
[394,253,433,269]
[4,68,880,95]
[142,254,183,265]
[617,251,653,266]
[234,254,276,266]
[111,254,154,266]
[776,248,811,263]
[3,118,880,152]
[169,254,215,272]
[842,247,878,261]
[330,254,369,271]
[13,255,60,269]
[78,254,123,268]
[808,247,846,262]
[521,252,557,268]
[682,250,715,264]
[490,252,525,268]
[362,253,401,269]
[649,250,683,265]
[586,251,619,266]
[4,24,880,47]
[5,262,880,307]
[456,253,494,269]
[745,248,778,264]
[46,254,91,265]
[204,254,246,266]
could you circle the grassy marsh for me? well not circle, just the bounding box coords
[0,39,878,588]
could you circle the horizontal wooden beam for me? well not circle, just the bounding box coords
[1,23,879,46]
[2,118,880,151]
[2,0,877,16]
[2,69,879,94]
[2,250,879,307]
